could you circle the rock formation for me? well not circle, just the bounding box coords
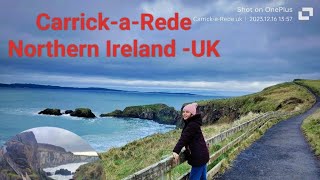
[55,168,71,176]
[38,143,99,168]
[70,108,96,118]
[100,103,181,125]
[64,110,73,114]
[0,131,99,179]
[0,132,51,180]
[38,108,96,118]
[38,108,62,116]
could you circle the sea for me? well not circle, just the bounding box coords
[0,87,221,152]
[43,162,88,180]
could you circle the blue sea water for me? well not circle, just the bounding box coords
[0,87,219,152]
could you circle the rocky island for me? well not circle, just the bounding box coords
[38,108,96,118]
[39,108,62,116]
[100,103,181,125]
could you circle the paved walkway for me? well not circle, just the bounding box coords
[215,84,320,180]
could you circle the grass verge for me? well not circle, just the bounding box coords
[301,109,320,157]
[294,79,320,97]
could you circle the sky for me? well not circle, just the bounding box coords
[24,127,97,153]
[0,0,319,95]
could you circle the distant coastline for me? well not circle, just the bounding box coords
[0,83,201,96]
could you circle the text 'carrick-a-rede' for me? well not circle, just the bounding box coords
[35,12,192,31]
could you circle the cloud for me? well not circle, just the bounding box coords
[140,0,287,19]
[0,0,319,91]
[272,35,320,52]
[140,0,211,18]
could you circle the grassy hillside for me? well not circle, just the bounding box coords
[95,81,316,179]
[198,82,314,113]
[189,82,315,126]
[301,109,320,156]
[294,79,320,97]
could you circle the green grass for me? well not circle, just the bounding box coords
[98,112,263,179]
[73,161,105,180]
[294,79,320,97]
[92,81,316,179]
[294,79,320,156]
[197,82,315,115]
[301,109,320,156]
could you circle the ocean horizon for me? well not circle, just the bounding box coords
[0,86,226,152]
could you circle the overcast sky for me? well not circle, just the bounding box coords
[0,0,319,94]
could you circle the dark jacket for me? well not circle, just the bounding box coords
[173,114,209,167]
